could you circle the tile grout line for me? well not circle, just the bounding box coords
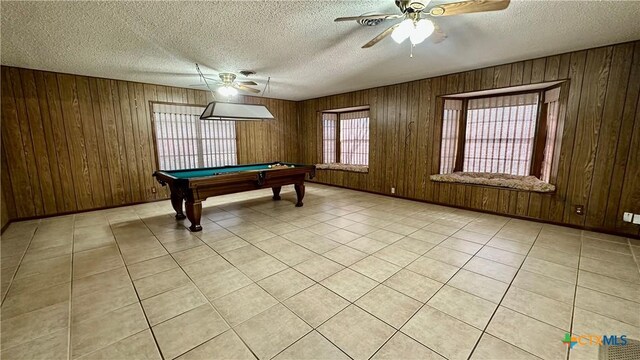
[367,216,518,360]
[566,233,585,360]
[218,194,388,360]
[138,215,263,360]
[1,220,41,306]
[0,218,76,358]
[212,207,438,359]
[4,186,637,360]
[464,222,544,360]
[627,237,640,274]
[344,214,492,359]
[67,215,76,360]
[221,212,372,360]
[71,208,595,359]
[103,214,167,360]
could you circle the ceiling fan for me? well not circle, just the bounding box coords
[191,68,261,96]
[335,0,510,48]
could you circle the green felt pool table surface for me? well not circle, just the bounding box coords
[160,162,302,179]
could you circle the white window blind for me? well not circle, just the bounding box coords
[153,104,237,170]
[322,110,370,166]
[440,99,463,174]
[463,93,539,176]
[340,110,369,166]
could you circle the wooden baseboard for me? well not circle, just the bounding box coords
[4,182,639,240]
[1,220,11,234]
[309,180,640,240]
[1,196,170,232]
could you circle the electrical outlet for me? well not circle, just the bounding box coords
[633,214,640,225]
[151,187,157,194]
[575,205,584,215]
[623,212,634,222]
[391,187,396,194]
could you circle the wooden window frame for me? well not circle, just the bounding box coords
[149,101,239,170]
[440,84,564,180]
[321,108,370,166]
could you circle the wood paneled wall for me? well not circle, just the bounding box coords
[299,41,640,237]
[0,66,299,222]
[236,96,299,164]
[3,41,640,237]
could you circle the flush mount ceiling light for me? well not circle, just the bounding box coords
[200,102,275,121]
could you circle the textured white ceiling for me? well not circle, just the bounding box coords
[2,1,640,101]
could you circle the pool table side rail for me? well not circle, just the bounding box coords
[156,161,305,175]
[153,162,316,189]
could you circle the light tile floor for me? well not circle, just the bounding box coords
[1,184,639,360]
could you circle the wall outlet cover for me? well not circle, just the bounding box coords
[623,212,634,222]
[391,187,396,194]
[633,214,640,225]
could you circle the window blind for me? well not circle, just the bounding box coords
[153,104,237,171]
[463,93,539,176]
[440,99,463,174]
[340,110,369,166]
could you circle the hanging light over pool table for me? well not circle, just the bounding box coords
[199,101,275,121]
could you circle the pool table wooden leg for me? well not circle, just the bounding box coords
[170,191,186,220]
[294,183,305,207]
[272,186,282,201]
[185,200,203,232]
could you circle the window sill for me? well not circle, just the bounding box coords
[430,172,555,193]
[316,163,369,173]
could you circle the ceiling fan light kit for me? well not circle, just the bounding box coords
[193,65,262,97]
[335,0,511,51]
[218,85,238,97]
[391,18,435,45]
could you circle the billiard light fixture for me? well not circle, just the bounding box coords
[200,101,275,121]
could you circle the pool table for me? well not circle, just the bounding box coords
[153,162,316,232]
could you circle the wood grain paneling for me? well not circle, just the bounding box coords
[1,67,299,221]
[299,41,640,237]
[3,41,640,237]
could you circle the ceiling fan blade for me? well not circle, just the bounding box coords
[429,0,510,16]
[335,14,402,22]
[234,84,261,94]
[238,81,258,86]
[362,23,400,48]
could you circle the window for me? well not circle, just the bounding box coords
[152,103,237,170]
[322,109,370,166]
[439,85,562,182]
[464,93,539,176]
